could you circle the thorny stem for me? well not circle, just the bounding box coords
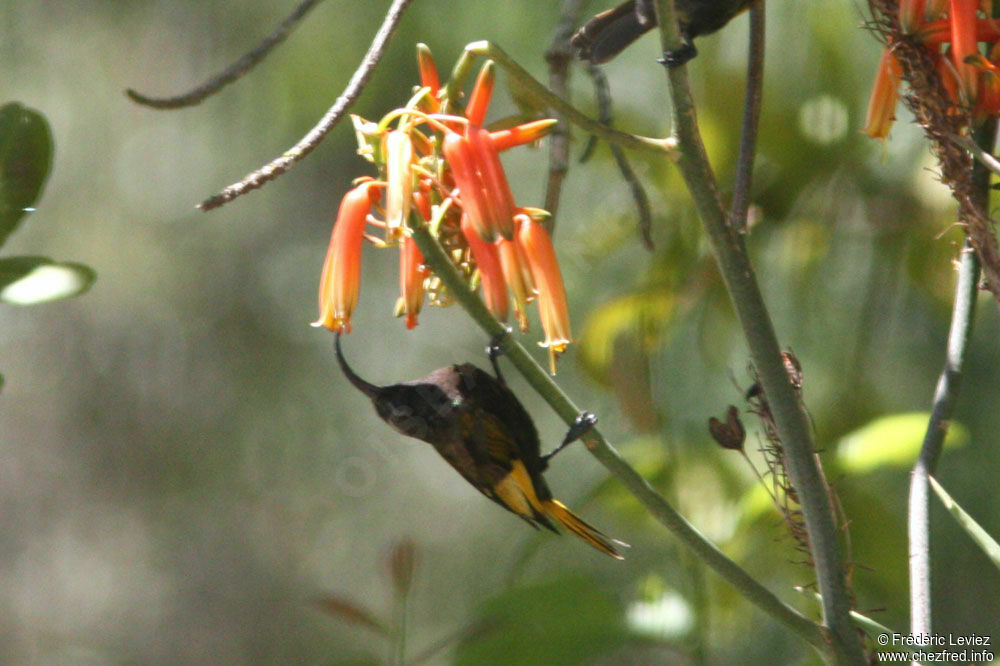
[408,222,829,656]
[908,119,993,639]
[126,0,325,109]
[198,0,416,211]
[464,41,677,156]
[652,0,863,663]
[729,1,765,233]
[793,588,927,663]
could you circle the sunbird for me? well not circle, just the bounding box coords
[572,0,756,65]
[334,332,625,559]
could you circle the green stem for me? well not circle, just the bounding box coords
[729,1,765,233]
[652,0,863,663]
[908,119,993,637]
[793,587,926,662]
[409,223,829,655]
[464,41,677,156]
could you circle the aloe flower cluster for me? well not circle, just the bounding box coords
[312,45,573,371]
[865,0,1000,137]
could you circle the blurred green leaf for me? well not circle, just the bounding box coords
[0,102,54,246]
[0,256,96,305]
[454,575,628,665]
[578,291,674,385]
[835,412,968,473]
[929,476,1000,571]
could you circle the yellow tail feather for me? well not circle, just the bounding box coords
[543,498,626,560]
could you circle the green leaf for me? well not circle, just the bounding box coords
[835,412,968,473]
[0,256,96,305]
[454,575,628,666]
[929,476,1000,571]
[0,102,54,246]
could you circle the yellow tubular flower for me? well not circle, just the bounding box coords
[384,129,414,241]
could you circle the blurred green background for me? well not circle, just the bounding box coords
[3,0,1000,663]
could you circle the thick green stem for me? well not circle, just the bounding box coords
[652,1,864,663]
[409,222,829,655]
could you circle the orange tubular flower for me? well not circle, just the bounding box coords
[497,234,534,332]
[398,236,429,329]
[443,130,517,241]
[416,43,442,112]
[515,213,571,374]
[461,213,509,322]
[442,131,493,240]
[916,17,1000,43]
[901,0,927,33]
[467,126,516,239]
[863,48,903,139]
[437,61,521,242]
[313,180,381,333]
[950,0,981,102]
[490,119,559,151]
[465,60,495,127]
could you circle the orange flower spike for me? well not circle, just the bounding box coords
[442,131,493,240]
[313,181,382,333]
[490,118,559,151]
[461,213,509,322]
[385,129,414,241]
[398,236,429,329]
[467,126,516,240]
[950,0,981,103]
[900,0,927,33]
[465,61,495,127]
[496,234,534,332]
[516,214,571,374]
[862,48,903,139]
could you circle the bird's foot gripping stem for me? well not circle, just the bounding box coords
[657,41,697,68]
[543,411,598,464]
[486,326,513,384]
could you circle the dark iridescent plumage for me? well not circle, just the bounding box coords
[334,333,623,558]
